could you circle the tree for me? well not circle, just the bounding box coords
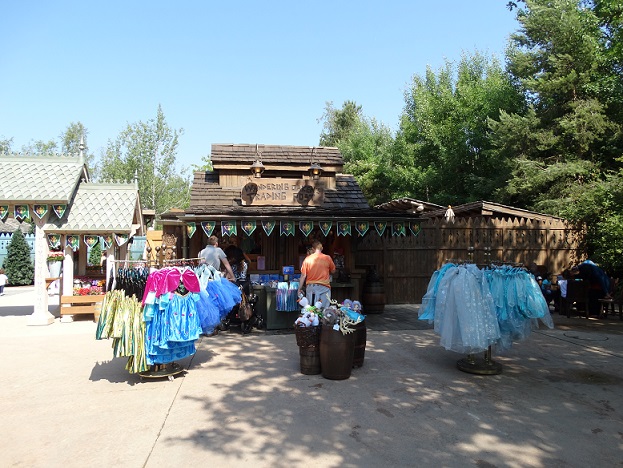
[397,52,525,205]
[0,137,13,153]
[99,105,191,226]
[88,242,102,267]
[60,122,98,179]
[494,0,623,272]
[2,229,34,286]
[319,101,363,147]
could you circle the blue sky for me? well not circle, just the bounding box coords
[1,1,519,171]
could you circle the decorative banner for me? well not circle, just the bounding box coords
[0,205,8,221]
[299,221,313,237]
[101,234,113,249]
[392,222,406,236]
[221,220,237,237]
[14,205,29,221]
[201,221,216,237]
[337,221,351,237]
[241,220,257,237]
[262,220,276,236]
[355,221,369,237]
[47,233,61,249]
[33,204,48,219]
[84,235,99,248]
[280,220,295,236]
[374,221,387,236]
[318,221,332,237]
[66,235,80,251]
[52,204,67,219]
[115,233,129,246]
[186,222,197,238]
[410,221,421,236]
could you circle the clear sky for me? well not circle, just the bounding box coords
[1,1,519,171]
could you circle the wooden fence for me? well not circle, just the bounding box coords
[353,217,583,304]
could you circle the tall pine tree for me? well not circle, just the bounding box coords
[2,229,34,286]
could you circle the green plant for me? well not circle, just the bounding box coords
[2,229,34,285]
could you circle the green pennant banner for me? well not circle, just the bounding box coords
[299,221,313,237]
[392,222,406,236]
[14,205,29,221]
[0,205,8,221]
[241,220,257,236]
[33,204,48,219]
[221,220,237,237]
[374,221,387,236]
[186,222,197,238]
[262,220,276,236]
[337,221,351,237]
[355,221,369,237]
[52,204,67,219]
[101,234,113,249]
[47,233,61,249]
[115,233,129,246]
[84,235,99,248]
[201,221,216,237]
[318,221,332,236]
[280,220,295,236]
[410,221,421,236]
[67,235,80,251]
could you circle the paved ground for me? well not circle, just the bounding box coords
[0,285,622,467]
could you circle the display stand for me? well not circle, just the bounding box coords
[139,362,184,381]
[456,346,502,375]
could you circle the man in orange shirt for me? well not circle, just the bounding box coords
[298,240,336,309]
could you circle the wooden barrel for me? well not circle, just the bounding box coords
[320,325,355,380]
[352,321,367,368]
[299,346,321,375]
[362,281,386,314]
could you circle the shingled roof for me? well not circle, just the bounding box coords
[43,182,142,234]
[211,144,344,169]
[0,154,87,203]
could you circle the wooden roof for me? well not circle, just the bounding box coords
[423,200,566,222]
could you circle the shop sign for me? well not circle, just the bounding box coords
[240,178,324,206]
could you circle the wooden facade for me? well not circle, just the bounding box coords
[354,216,583,304]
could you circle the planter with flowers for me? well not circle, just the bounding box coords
[47,252,64,278]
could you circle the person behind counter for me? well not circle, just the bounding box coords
[199,235,235,281]
[297,240,336,309]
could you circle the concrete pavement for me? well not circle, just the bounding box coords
[0,285,622,467]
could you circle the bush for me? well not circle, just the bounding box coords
[2,229,34,285]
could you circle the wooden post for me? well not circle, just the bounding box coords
[28,220,55,325]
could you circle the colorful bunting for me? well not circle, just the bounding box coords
[33,204,48,219]
[52,204,67,219]
[299,221,313,237]
[201,221,216,237]
[84,235,99,248]
[186,222,197,238]
[14,205,29,221]
[280,220,295,236]
[101,234,114,249]
[221,220,237,237]
[0,206,8,221]
[262,220,276,236]
[47,233,61,249]
[66,235,80,251]
[355,221,369,237]
[374,221,387,236]
[337,221,351,237]
[392,222,406,236]
[115,233,129,246]
[241,220,256,236]
[318,221,332,237]
[410,222,421,236]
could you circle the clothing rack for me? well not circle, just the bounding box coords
[162,257,203,267]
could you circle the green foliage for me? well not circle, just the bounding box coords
[88,242,102,266]
[0,137,13,153]
[99,105,191,226]
[319,101,363,147]
[2,230,34,285]
[397,52,525,205]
